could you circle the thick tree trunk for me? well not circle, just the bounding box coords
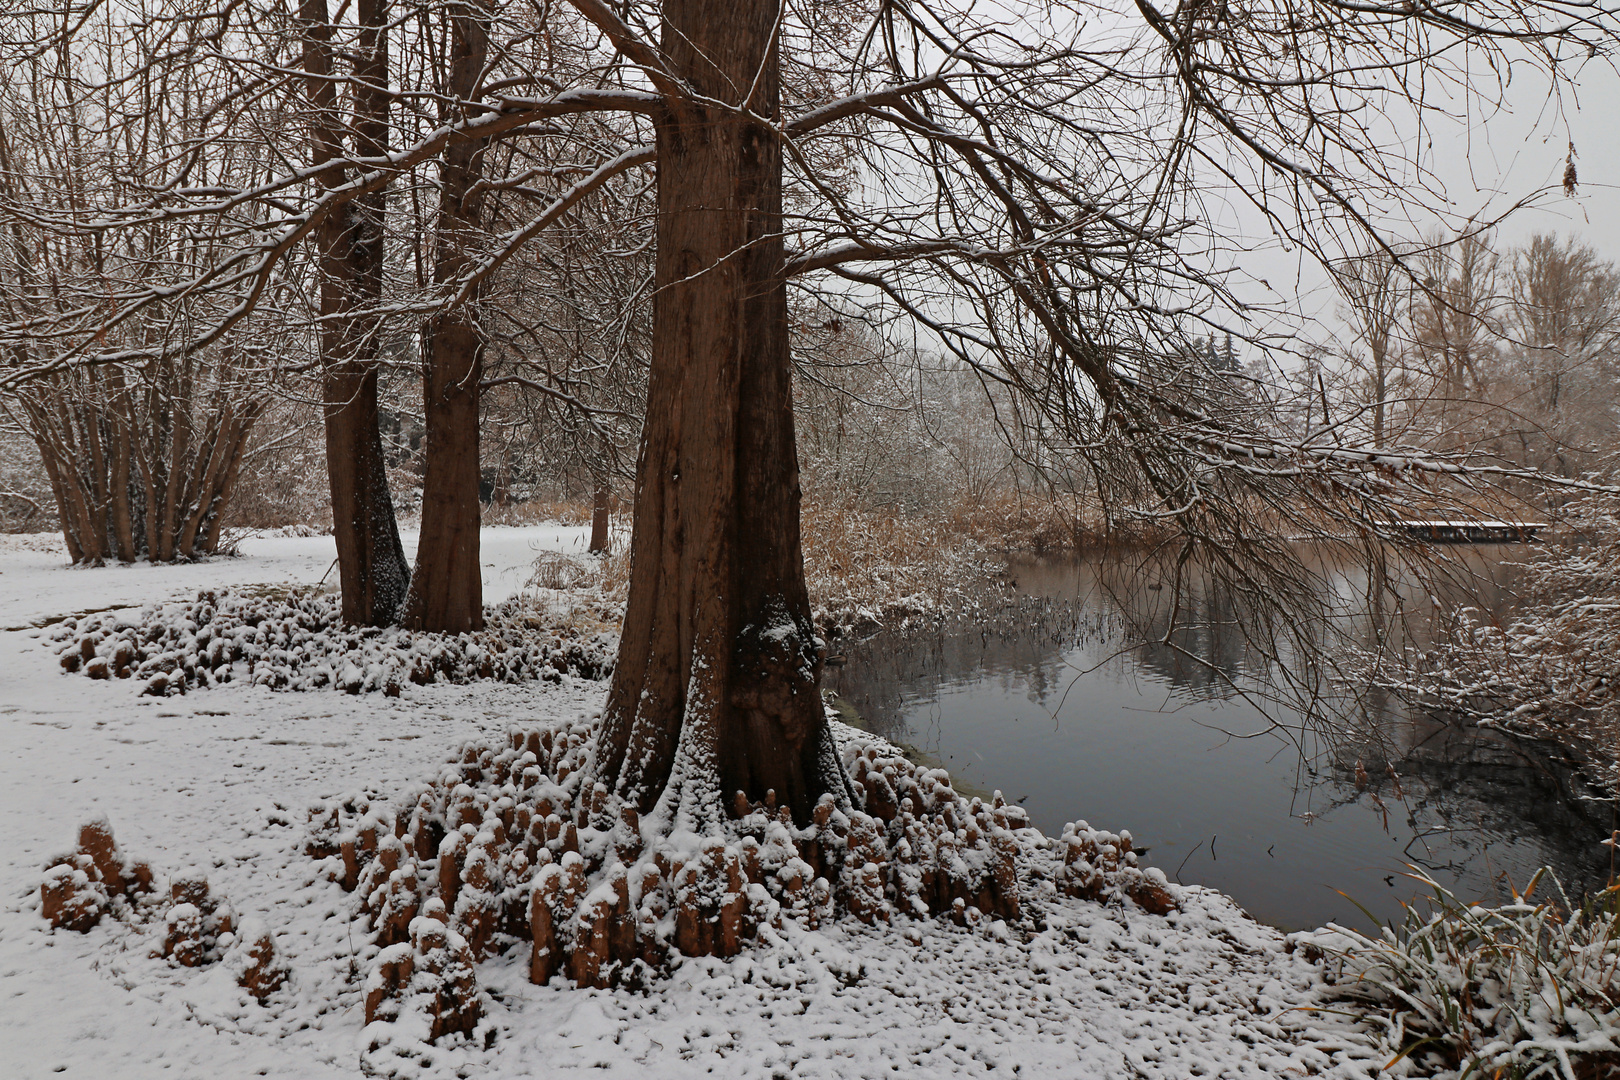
[399,0,489,634]
[303,0,411,626]
[400,318,483,631]
[596,0,838,829]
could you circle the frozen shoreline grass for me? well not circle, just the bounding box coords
[494,492,1100,637]
[1307,868,1620,1079]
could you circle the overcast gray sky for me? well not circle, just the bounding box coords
[1223,61,1620,351]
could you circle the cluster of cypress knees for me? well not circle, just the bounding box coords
[55,590,613,697]
[306,716,1176,1044]
[41,816,288,1001]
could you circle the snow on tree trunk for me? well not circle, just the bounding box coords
[595,0,840,834]
[304,0,412,628]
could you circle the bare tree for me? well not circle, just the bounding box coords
[1407,232,1505,447]
[1498,233,1620,476]
[0,1,278,561]
[4,0,1620,962]
[1335,249,1410,448]
[300,0,413,624]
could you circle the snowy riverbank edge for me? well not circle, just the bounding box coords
[0,531,1391,1079]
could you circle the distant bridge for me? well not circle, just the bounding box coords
[1392,520,1546,544]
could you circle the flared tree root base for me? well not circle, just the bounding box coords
[316,712,1181,1048]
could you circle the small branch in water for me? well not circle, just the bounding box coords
[1175,838,1206,883]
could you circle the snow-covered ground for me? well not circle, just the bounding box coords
[0,524,595,630]
[0,528,1388,1079]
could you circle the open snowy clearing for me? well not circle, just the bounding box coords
[0,530,1389,1079]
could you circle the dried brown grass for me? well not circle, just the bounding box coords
[565,489,1113,628]
[483,498,594,528]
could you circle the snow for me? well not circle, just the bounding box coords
[0,527,1393,1079]
[0,524,595,630]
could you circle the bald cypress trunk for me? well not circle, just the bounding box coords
[595,0,839,829]
[400,0,489,634]
[304,0,411,627]
[588,478,610,554]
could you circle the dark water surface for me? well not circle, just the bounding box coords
[824,553,1614,932]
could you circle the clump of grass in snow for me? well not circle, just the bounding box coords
[1309,867,1620,1079]
[481,497,595,528]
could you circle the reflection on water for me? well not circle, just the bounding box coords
[824,552,1614,932]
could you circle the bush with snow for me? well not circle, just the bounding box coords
[1398,495,1620,793]
[1304,868,1620,1079]
[52,588,617,697]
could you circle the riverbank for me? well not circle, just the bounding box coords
[0,528,1411,1079]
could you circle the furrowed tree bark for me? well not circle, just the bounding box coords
[303,0,411,626]
[400,0,490,634]
[595,0,840,829]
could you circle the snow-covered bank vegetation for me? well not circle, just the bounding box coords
[1306,870,1620,1078]
[1395,496,1620,795]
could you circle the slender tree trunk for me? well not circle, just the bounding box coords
[595,0,838,829]
[82,378,111,557]
[24,397,86,563]
[106,368,136,562]
[303,0,411,625]
[1371,340,1386,447]
[589,476,610,554]
[159,371,189,561]
[201,408,260,553]
[54,392,106,563]
[400,0,489,633]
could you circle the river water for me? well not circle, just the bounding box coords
[823,551,1615,932]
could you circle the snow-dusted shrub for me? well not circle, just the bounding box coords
[311,710,1180,1052]
[1306,868,1620,1079]
[52,588,616,697]
[1402,495,1620,793]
